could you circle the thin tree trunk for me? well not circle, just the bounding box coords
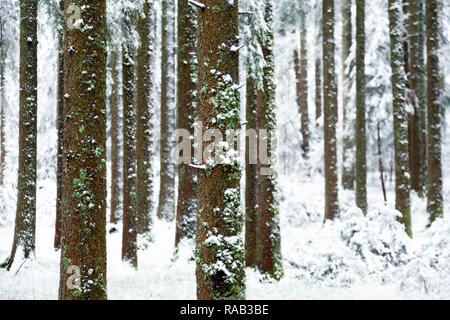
[136,0,155,235]
[315,57,322,124]
[58,0,107,300]
[298,9,310,158]
[54,0,64,249]
[426,0,443,224]
[355,0,367,214]
[323,0,339,220]
[377,122,387,203]
[245,72,258,268]
[157,0,176,222]
[175,0,197,247]
[0,17,6,186]
[121,6,138,268]
[196,0,245,300]
[409,0,426,195]
[388,0,412,237]
[2,0,38,271]
[109,48,121,224]
[256,0,283,280]
[341,0,355,190]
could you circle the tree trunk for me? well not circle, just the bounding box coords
[409,0,426,195]
[341,0,355,190]
[54,0,64,249]
[109,48,121,224]
[355,0,367,214]
[58,0,107,300]
[158,0,176,221]
[323,0,339,220]
[426,0,443,224]
[175,0,198,247]
[196,0,245,300]
[245,72,258,268]
[315,57,322,124]
[256,0,283,280]
[388,0,412,237]
[136,0,155,235]
[2,0,38,271]
[121,6,138,268]
[298,10,310,158]
[0,17,6,186]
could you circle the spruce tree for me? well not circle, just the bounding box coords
[196,0,245,300]
[2,0,38,270]
[388,0,412,236]
[136,0,155,235]
[58,0,108,300]
[323,0,339,220]
[175,0,198,247]
[426,0,443,223]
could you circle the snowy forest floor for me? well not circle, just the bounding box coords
[1,171,449,299]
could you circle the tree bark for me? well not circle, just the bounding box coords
[0,17,6,186]
[426,0,443,224]
[58,0,107,299]
[388,0,412,237]
[196,0,245,300]
[323,0,339,220]
[355,0,367,214]
[298,9,309,159]
[157,0,176,221]
[2,0,38,271]
[136,0,155,235]
[175,0,198,247]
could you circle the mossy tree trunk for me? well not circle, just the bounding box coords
[157,0,176,222]
[426,0,443,223]
[2,0,38,271]
[196,0,245,300]
[58,0,108,300]
[355,0,367,214]
[175,0,198,247]
[323,0,339,220]
[388,0,412,237]
[136,0,155,235]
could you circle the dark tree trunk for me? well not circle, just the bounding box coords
[298,9,309,159]
[426,0,443,224]
[0,17,6,186]
[58,0,107,300]
[323,0,339,220]
[157,0,176,222]
[196,0,245,300]
[175,0,198,247]
[2,0,38,271]
[54,0,64,249]
[355,0,367,214]
[315,57,322,124]
[388,0,412,237]
[256,0,283,280]
[136,0,155,235]
[121,6,138,268]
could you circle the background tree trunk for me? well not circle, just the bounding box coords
[299,9,310,159]
[157,0,176,222]
[196,0,245,300]
[323,0,339,220]
[388,0,412,237]
[58,0,107,300]
[0,16,6,186]
[175,0,198,247]
[2,0,38,271]
[136,0,155,235]
[355,0,367,214]
[426,0,443,223]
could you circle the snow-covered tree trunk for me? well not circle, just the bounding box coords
[2,0,38,271]
[323,0,339,220]
[59,0,108,300]
[196,0,245,300]
[136,0,155,235]
[408,0,427,195]
[0,16,6,186]
[355,0,367,214]
[341,0,355,190]
[157,0,176,222]
[256,0,283,280]
[121,3,138,268]
[426,0,443,223]
[388,0,412,237]
[298,8,310,159]
[175,0,198,247]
